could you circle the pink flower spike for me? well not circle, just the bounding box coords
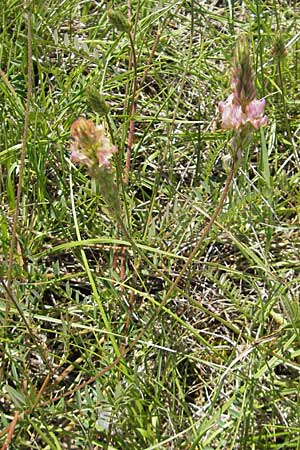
[218,39,268,131]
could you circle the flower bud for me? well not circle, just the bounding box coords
[86,87,110,116]
[108,9,131,33]
[271,35,287,59]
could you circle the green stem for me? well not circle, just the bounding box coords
[124,31,138,184]
[109,158,237,344]
[69,172,123,361]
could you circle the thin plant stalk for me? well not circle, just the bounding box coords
[0,68,17,98]
[124,28,138,185]
[69,173,124,361]
[5,0,32,320]
[0,411,20,450]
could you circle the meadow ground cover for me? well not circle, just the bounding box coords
[1,0,300,448]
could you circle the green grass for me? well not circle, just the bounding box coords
[1,0,300,448]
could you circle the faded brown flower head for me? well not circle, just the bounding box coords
[70,117,116,169]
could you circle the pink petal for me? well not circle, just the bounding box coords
[218,101,225,113]
[260,116,268,127]
[70,149,92,166]
[97,145,117,168]
[247,98,266,118]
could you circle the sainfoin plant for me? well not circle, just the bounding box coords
[69,37,268,345]
[65,36,271,450]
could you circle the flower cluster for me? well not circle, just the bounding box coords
[70,117,116,169]
[219,39,267,131]
[218,94,267,130]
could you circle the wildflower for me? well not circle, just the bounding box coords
[70,117,121,216]
[218,94,268,130]
[219,38,267,131]
[70,117,116,169]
